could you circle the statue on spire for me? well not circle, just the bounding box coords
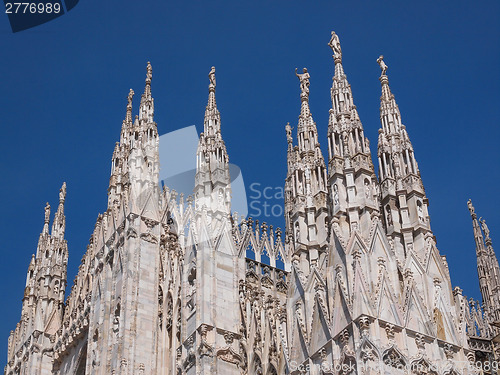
[126,89,134,122]
[285,123,293,144]
[209,66,216,88]
[146,61,152,82]
[295,68,310,98]
[59,182,66,203]
[127,89,134,106]
[44,203,50,223]
[480,217,491,239]
[328,31,342,60]
[467,199,475,215]
[377,55,388,75]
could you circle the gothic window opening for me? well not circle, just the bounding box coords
[382,347,406,371]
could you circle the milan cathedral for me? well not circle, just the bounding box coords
[5,32,500,375]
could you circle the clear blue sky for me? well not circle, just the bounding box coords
[0,0,499,365]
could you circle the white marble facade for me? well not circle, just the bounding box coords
[5,33,500,375]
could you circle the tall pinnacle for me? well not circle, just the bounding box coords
[195,66,231,216]
[204,66,221,137]
[51,182,66,240]
[42,202,50,235]
[468,199,500,322]
[126,89,134,125]
[139,62,154,123]
[283,66,328,270]
[327,31,366,160]
[328,31,345,78]
[326,31,378,235]
[377,55,403,136]
[376,55,421,186]
[295,68,321,157]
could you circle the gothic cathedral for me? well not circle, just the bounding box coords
[5,32,500,375]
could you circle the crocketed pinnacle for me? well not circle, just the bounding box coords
[139,62,154,123]
[51,182,66,240]
[328,32,361,128]
[204,66,222,138]
[468,199,500,322]
[42,202,50,235]
[295,68,321,159]
[378,55,402,135]
[125,89,134,125]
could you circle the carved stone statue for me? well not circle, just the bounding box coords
[209,66,216,87]
[386,206,393,226]
[364,179,370,199]
[127,89,134,106]
[467,199,475,214]
[333,183,339,206]
[44,203,50,223]
[377,55,388,75]
[285,123,293,144]
[146,62,152,82]
[480,218,490,239]
[295,68,310,97]
[328,31,342,59]
[59,182,66,202]
[417,202,425,223]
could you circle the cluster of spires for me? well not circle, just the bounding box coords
[24,30,499,339]
[468,199,500,324]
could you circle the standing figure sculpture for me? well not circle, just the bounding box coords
[467,199,475,214]
[59,182,66,202]
[44,202,50,223]
[295,68,310,98]
[127,89,134,106]
[146,61,152,82]
[377,55,388,75]
[209,66,216,88]
[480,218,491,239]
[285,123,293,144]
[328,31,342,60]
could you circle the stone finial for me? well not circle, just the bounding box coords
[377,55,388,75]
[328,31,342,61]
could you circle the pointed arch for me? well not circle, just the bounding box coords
[382,345,407,371]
